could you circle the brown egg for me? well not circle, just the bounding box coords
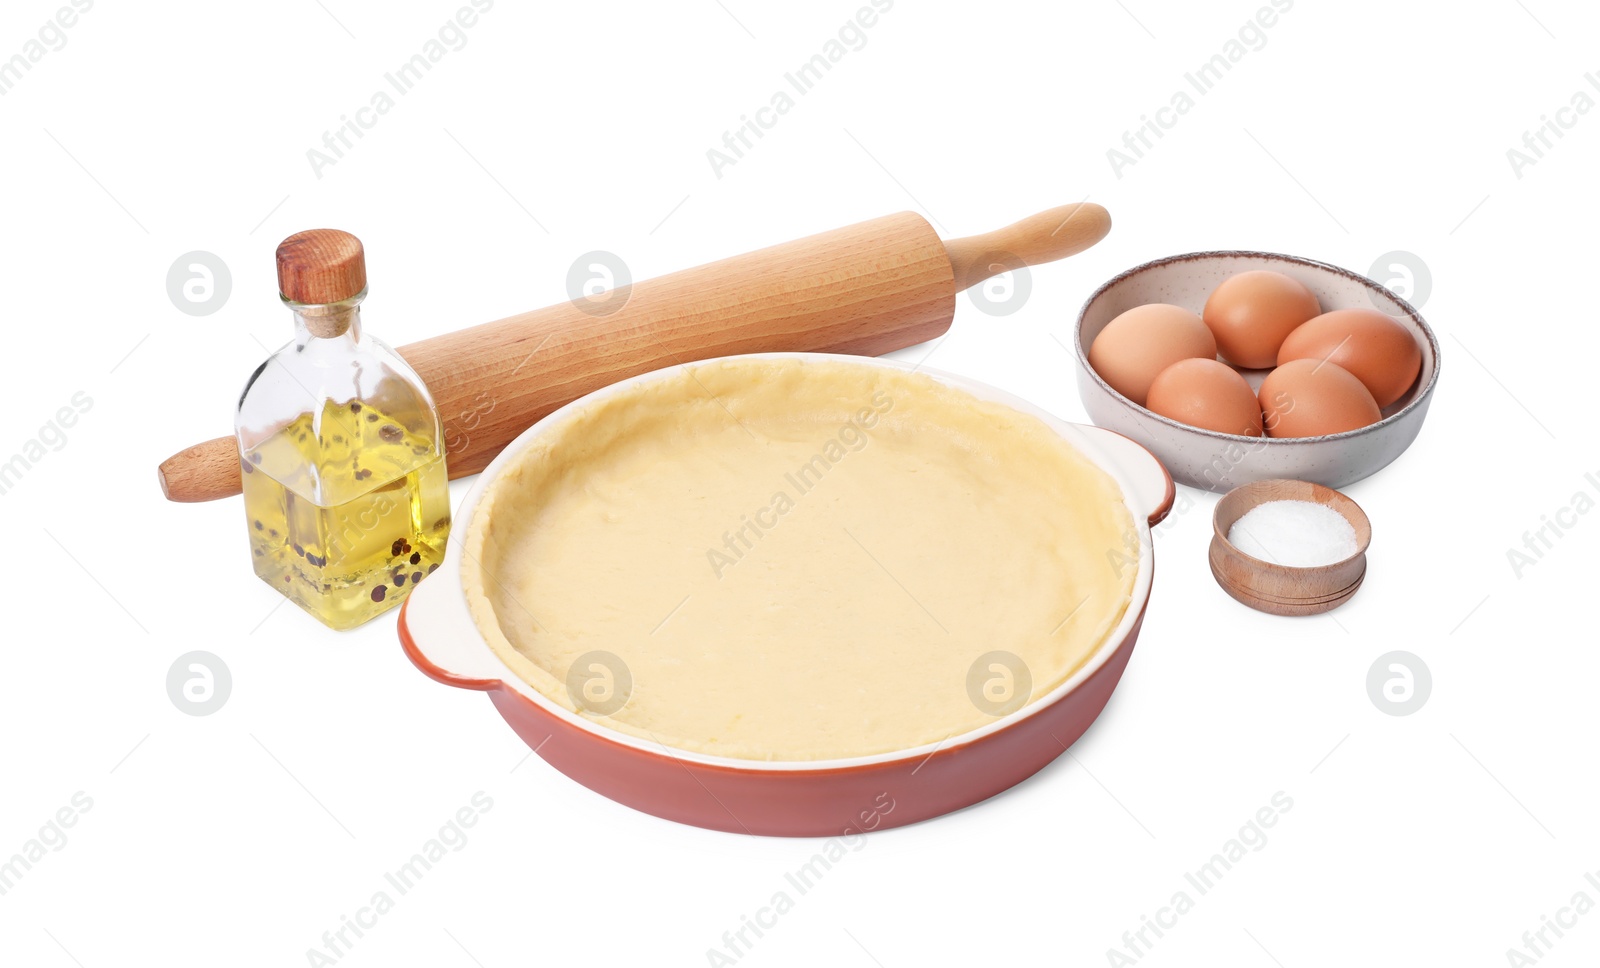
[1088,303,1217,406]
[1203,271,1321,368]
[1277,308,1422,408]
[1260,359,1382,437]
[1146,358,1264,436]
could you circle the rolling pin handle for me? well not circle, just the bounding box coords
[159,436,243,503]
[943,202,1112,292]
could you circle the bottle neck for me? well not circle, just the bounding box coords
[288,293,365,343]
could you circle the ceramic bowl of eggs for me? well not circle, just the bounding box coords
[1074,251,1441,491]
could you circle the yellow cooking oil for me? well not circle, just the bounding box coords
[242,400,450,630]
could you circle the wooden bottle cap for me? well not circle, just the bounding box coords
[276,229,366,305]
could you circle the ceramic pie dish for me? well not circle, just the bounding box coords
[1074,251,1441,491]
[400,353,1173,836]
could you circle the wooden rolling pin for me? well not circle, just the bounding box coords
[159,203,1110,502]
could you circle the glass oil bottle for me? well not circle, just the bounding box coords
[235,229,451,630]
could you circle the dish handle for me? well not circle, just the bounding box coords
[1069,425,1175,528]
[398,569,505,691]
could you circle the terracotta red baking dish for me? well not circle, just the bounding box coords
[399,353,1173,837]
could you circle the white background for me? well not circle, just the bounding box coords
[3,0,1597,965]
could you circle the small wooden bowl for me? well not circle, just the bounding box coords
[1209,479,1371,616]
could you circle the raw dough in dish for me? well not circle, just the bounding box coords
[463,358,1137,761]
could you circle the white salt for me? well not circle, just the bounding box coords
[1228,499,1358,567]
